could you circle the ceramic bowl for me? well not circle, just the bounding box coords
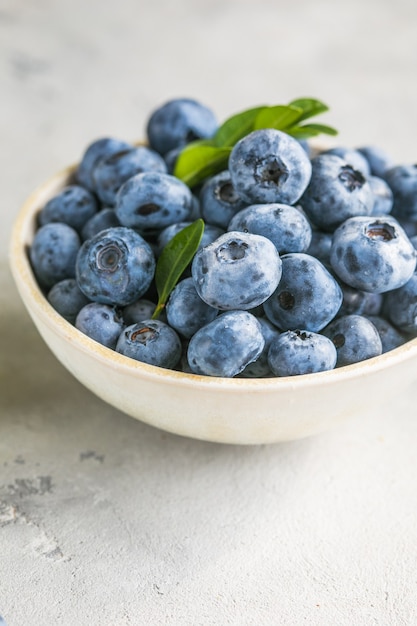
[9,164,417,445]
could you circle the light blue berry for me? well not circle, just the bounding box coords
[192,231,282,310]
[229,129,312,205]
[187,311,265,377]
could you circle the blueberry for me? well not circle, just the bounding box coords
[166,277,218,338]
[263,253,343,332]
[383,164,417,221]
[157,221,224,256]
[76,226,155,306]
[76,137,132,191]
[191,231,282,310]
[122,299,157,325]
[75,303,124,349]
[164,146,182,174]
[400,220,417,239]
[357,145,394,178]
[268,329,337,376]
[146,98,218,155]
[368,175,394,216]
[189,194,202,220]
[229,129,312,205]
[175,339,193,373]
[305,230,333,264]
[47,278,90,324]
[39,185,98,232]
[300,154,374,231]
[240,317,280,378]
[330,216,416,293]
[81,208,121,241]
[116,320,182,369]
[383,271,417,334]
[30,222,81,288]
[322,314,382,366]
[156,222,191,255]
[187,311,265,377]
[366,315,406,353]
[115,172,194,231]
[363,293,384,316]
[321,147,371,177]
[337,281,383,317]
[337,282,371,317]
[228,203,312,254]
[92,146,167,206]
[298,139,311,157]
[200,170,248,229]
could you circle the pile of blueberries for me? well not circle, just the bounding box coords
[29,98,417,377]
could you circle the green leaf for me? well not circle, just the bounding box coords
[173,98,338,188]
[174,143,232,188]
[288,98,329,122]
[253,105,303,131]
[287,123,338,139]
[152,219,205,319]
[213,106,266,147]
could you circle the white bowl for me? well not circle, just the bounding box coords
[9,165,417,444]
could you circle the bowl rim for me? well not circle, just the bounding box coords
[9,162,417,393]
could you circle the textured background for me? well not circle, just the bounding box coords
[1,0,417,624]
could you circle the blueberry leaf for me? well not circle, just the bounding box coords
[152,219,205,319]
[213,106,266,147]
[174,142,232,187]
[253,105,303,131]
[174,98,337,188]
[287,123,338,139]
[288,98,329,122]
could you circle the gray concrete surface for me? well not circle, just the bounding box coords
[1,0,417,624]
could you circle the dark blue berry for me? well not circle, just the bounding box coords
[76,137,132,191]
[122,299,157,325]
[369,176,393,216]
[330,216,416,293]
[200,170,248,229]
[383,271,417,335]
[187,311,265,377]
[366,315,406,353]
[146,98,218,155]
[76,226,155,306]
[81,208,121,241]
[75,303,124,349]
[229,129,312,205]
[30,222,81,288]
[116,172,194,231]
[47,278,90,324]
[116,320,182,369]
[192,231,282,310]
[263,253,342,332]
[268,329,337,376]
[228,203,312,254]
[384,164,417,221]
[322,314,382,366]
[157,222,224,256]
[357,145,394,178]
[39,185,98,232]
[166,277,218,338]
[321,147,371,177]
[240,317,280,378]
[300,154,374,232]
[92,146,167,206]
